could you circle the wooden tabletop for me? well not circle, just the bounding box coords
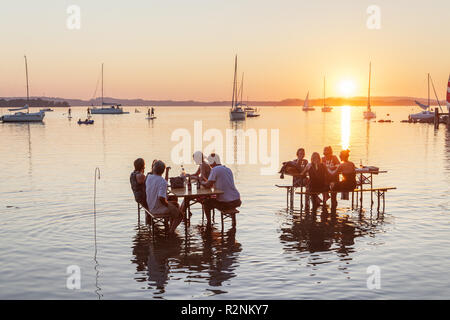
[169,187,224,198]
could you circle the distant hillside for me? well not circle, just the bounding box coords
[0,96,445,107]
[0,98,70,108]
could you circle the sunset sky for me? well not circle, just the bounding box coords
[0,0,448,101]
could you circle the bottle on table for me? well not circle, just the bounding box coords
[187,175,192,191]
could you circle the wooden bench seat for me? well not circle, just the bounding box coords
[220,208,239,229]
[295,187,396,213]
[138,203,170,234]
[295,187,396,195]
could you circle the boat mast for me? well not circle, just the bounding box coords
[240,73,244,105]
[368,62,372,112]
[24,55,29,113]
[323,76,326,108]
[231,55,237,109]
[101,63,104,107]
[427,73,430,108]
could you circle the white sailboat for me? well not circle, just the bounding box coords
[302,92,315,111]
[229,56,246,121]
[409,73,434,121]
[1,56,45,123]
[321,77,332,112]
[363,62,376,119]
[90,63,128,115]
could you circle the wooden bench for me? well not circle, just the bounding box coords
[220,208,239,229]
[295,187,396,212]
[138,203,171,234]
[276,184,304,209]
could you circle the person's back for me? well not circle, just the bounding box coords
[145,174,168,212]
[209,165,240,202]
[130,171,146,204]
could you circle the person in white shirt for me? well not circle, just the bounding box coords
[146,160,183,234]
[201,153,241,226]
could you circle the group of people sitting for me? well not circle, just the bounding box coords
[130,152,241,234]
[279,146,357,211]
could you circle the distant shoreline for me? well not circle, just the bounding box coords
[0,96,445,108]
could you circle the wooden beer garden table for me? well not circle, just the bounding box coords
[169,187,224,224]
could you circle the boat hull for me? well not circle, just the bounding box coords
[1,111,45,122]
[363,111,376,119]
[409,111,434,121]
[90,108,127,114]
[230,110,246,121]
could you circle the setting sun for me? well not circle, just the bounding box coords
[338,80,357,97]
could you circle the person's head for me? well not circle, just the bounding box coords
[339,149,350,162]
[193,151,204,165]
[296,148,305,159]
[134,158,145,172]
[152,160,166,176]
[323,146,333,158]
[311,152,321,165]
[207,153,221,167]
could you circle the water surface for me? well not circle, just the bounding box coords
[0,106,449,299]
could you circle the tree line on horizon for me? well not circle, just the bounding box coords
[0,98,70,108]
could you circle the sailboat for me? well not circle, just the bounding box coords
[229,56,246,121]
[321,77,332,112]
[363,62,376,119]
[409,73,435,121]
[302,92,315,111]
[90,63,128,115]
[1,56,45,123]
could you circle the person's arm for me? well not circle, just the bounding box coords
[300,163,310,176]
[159,196,169,207]
[189,166,201,179]
[328,163,341,176]
[201,168,216,188]
[136,172,146,184]
[158,180,169,207]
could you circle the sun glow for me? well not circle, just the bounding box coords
[338,80,356,97]
[341,106,351,150]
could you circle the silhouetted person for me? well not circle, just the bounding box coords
[146,160,183,234]
[202,153,241,226]
[328,150,357,211]
[301,152,328,212]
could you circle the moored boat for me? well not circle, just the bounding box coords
[363,62,376,119]
[229,56,247,121]
[90,63,128,115]
[409,73,435,121]
[1,56,45,123]
[77,119,94,125]
[321,77,332,112]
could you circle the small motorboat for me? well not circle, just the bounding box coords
[40,108,54,112]
[245,107,260,117]
[78,119,94,125]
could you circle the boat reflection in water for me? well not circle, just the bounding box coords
[278,210,387,269]
[131,224,242,297]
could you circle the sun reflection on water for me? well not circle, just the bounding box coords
[341,106,351,150]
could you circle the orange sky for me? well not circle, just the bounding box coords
[0,1,448,101]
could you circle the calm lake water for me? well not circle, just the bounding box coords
[1,106,449,299]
